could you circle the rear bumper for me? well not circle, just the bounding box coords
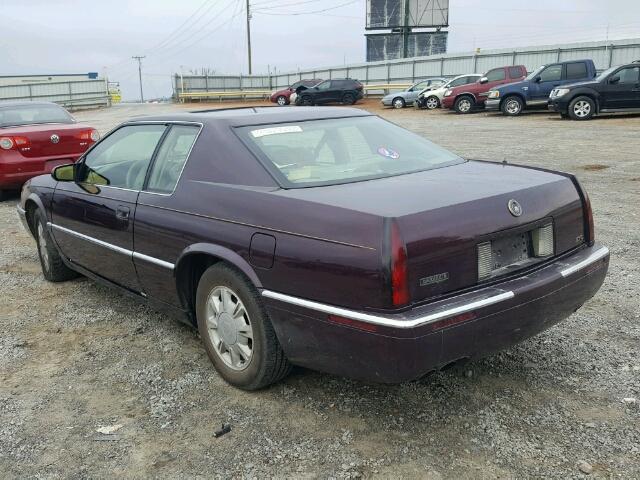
[263,244,609,383]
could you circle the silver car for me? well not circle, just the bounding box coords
[381,78,446,108]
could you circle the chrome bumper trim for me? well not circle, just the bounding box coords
[560,246,609,277]
[261,290,515,329]
[48,222,174,270]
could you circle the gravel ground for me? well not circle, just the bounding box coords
[1,100,638,479]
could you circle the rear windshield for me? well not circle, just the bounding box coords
[0,103,74,128]
[237,116,463,188]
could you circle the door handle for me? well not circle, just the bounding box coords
[115,206,130,221]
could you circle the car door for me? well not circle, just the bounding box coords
[406,80,430,103]
[133,123,201,305]
[529,64,563,102]
[480,68,508,98]
[600,66,640,110]
[50,123,167,292]
[313,80,333,104]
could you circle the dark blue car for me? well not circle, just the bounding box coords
[485,59,597,115]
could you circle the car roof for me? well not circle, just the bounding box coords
[0,100,63,109]
[128,106,373,127]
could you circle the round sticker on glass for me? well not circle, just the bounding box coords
[377,146,400,159]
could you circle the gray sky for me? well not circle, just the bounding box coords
[3,0,640,100]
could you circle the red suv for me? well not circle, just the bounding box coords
[442,65,527,113]
[270,79,322,106]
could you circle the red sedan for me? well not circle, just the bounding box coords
[0,101,99,199]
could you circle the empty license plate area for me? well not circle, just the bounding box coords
[477,224,554,281]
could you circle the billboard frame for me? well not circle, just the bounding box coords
[366,0,450,30]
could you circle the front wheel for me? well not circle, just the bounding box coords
[501,96,524,116]
[276,95,288,106]
[300,95,313,106]
[568,96,595,120]
[392,97,405,109]
[454,96,474,114]
[425,95,440,110]
[34,213,78,282]
[196,264,291,390]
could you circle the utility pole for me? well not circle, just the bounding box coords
[132,55,145,103]
[402,0,411,58]
[246,0,252,74]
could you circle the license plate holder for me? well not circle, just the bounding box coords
[491,232,531,272]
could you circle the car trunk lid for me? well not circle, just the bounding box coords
[0,123,96,158]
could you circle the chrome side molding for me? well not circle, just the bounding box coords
[48,222,175,270]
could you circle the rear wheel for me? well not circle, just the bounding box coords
[343,93,356,105]
[454,96,474,114]
[276,95,287,106]
[568,96,595,120]
[392,97,405,109]
[501,95,524,116]
[34,212,78,282]
[425,95,440,110]
[196,263,291,390]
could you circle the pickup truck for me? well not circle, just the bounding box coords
[441,65,527,113]
[486,59,597,116]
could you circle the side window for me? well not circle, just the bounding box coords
[566,62,588,80]
[79,125,166,190]
[508,67,523,79]
[485,69,506,82]
[316,81,331,91]
[449,77,466,87]
[614,67,640,84]
[411,81,429,91]
[539,65,562,82]
[146,125,200,194]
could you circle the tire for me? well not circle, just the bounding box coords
[300,95,313,107]
[454,95,474,114]
[501,95,524,116]
[425,95,440,110]
[343,93,356,105]
[34,212,78,282]
[568,96,595,120]
[276,95,288,106]
[196,263,291,390]
[392,97,405,109]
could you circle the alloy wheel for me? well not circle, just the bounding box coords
[205,286,254,371]
[276,96,287,106]
[458,99,471,112]
[426,97,439,109]
[505,99,521,115]
[393,98,405,109]
[573,100,591,118]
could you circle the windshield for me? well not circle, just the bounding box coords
[595,66,618,82]
[525,65,546,81]
[0,103,74,127]
[237,116,464,188]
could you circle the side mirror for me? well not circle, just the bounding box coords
[609,75,620,84]
[51,163,75,182]
[479,77,488,84]
[534,76,542,83]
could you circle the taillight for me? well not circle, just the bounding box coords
[573,178,595,246]
[390,219,410,307]
[77,129,100,142]
[0,136,30,150]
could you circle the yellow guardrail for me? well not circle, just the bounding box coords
[177,84,413,102]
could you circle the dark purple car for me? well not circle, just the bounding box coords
[16,107,609,390]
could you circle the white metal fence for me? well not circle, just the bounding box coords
[0,79,110,109]
[174,37,640,96]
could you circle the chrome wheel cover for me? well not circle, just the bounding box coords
[393,98,404,108]
[426,97,438,109]
[206,286,254,371]
[37,223,49,271]
[505,99,521,114]
[574,100,591,118]
[458,98,471,112]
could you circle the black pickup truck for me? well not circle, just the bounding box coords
[548,60,640,120]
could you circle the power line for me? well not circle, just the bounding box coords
[251,0,360,16]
